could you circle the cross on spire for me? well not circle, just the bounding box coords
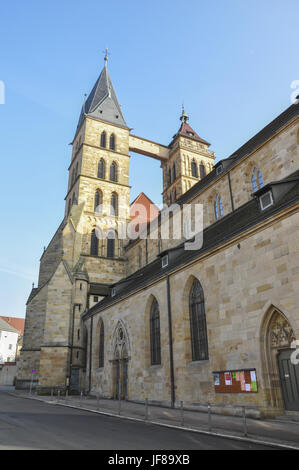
[103,47,110,65]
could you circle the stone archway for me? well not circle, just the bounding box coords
[260,307,296,411]
[111,322,130,400]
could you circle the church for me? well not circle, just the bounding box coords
[16,55,299,418]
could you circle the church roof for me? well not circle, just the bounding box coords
[76,59,127,130]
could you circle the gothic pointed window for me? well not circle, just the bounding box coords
[150,298,161,365]
[90,229,98,256]
[191,160,198,178]
[252,167,264,192]
[98,159,105,179]
[214,194,223,220]
[94,190,102,213]
[99,320,104,368]
[168,168,172,185]
[200,163,206,179]
[110,133,116,150]
[107,230,115,259]
[189,279,208,361]
[100,131,106,148]
[110,192,118,216]
[110,162,118,182]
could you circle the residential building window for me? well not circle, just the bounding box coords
[189,279,209,361]
[214,194,223,220]
[150,298,161,365]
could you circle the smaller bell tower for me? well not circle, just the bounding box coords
[162,107,215,205]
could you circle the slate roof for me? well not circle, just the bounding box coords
[77,62,127,130]
[84,170,299,319]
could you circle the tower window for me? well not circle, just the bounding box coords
[90,229,98,256]
[100,131,106,148]
[94,190,103,214]
[110,162,118,182]
[110,134,116,151]
[191,160,198,178]
[110,193,118,216]
[98,159,105,179]
[107,231,115,258]
[200,164,206,179]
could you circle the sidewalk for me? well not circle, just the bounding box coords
[9,389,299,450]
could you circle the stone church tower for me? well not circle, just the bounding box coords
[16,57,133,392]
[16,57,215,393]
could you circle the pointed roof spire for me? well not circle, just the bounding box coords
[169,105,211,147]
[180,104,189,124]
[76,53,127,130]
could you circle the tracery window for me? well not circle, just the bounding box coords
[150,298,161,365]
[214,194,223,220]
[189,279,209,361]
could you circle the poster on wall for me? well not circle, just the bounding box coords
[213,369,258,393]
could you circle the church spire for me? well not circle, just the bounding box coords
[180,105,189,124]
[76,54,127,130]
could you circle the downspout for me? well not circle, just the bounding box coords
[166,275,175,408]
[88,316,93,393]
[227,171,235,212]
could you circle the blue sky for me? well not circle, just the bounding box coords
[0,0,298,317]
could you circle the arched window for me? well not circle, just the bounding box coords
[72,192,77,205]
[98,159,105,179]
[110,133,116,150]
[90,229,98,256]
[110,192,118,216]
[100,131,106,148]
[199,164,206,179]
[94,190,102,213]
[252,167,264,192]
[191,160,198,178]
[214,194,223,220]
[189,279,208,361]
[110,162,118,182]
[99,321,104,368]
[150,298,161,365]
[107,230,115,258]
[168,168,172,185]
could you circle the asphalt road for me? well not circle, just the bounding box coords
[0,391,276,450]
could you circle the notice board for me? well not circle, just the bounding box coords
[213,369,258,393]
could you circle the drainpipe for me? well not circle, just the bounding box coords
[166,275,175,408]
[227,171,235,212]
[88,316,93,393]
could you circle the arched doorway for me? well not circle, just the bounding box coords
[261,308,297,411]
[112,322,130,400]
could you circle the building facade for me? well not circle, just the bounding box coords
[16,58,299,417]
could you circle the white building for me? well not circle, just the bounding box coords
[0,318,19,364]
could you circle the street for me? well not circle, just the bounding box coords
[0,390,277,450]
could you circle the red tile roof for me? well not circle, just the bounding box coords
[0,316,25,336]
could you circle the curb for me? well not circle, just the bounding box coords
[9,392,299,450]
